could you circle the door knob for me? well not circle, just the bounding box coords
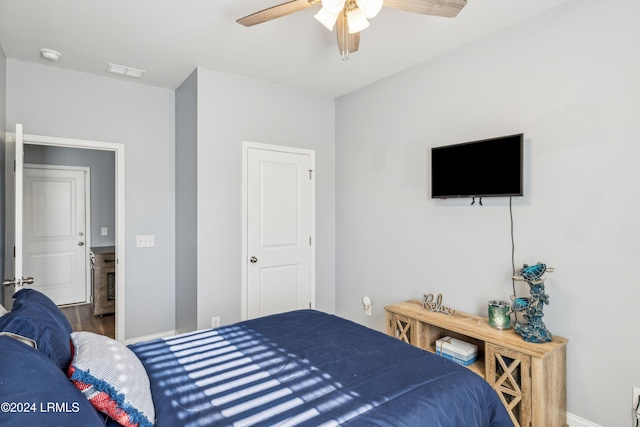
[2,277,34,286]
[250,256,258,263]
[78,242,85,246]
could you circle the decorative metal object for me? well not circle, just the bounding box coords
[511,262,554,343]
[423,293,455,315]
[488,300,511,330]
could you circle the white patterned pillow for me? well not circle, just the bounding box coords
[68,331,155,427]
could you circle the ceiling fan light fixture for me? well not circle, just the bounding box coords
[346,7,369,34]
[235,0,467,59]
[314,7,340,31]
[321,0,346,14]
[355,0,383,19]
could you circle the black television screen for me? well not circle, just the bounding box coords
[431,134,523,199]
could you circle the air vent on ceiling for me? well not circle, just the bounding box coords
[106,63,145,78]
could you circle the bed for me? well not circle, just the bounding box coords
[0,288,512,426]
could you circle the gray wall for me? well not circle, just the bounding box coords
[335,0,639,425]
[175,69,198,333]
[24,145,115,248]
[185,68,336,330]
[6,60,176,340]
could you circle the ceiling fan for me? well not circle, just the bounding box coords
[237,0,467,59]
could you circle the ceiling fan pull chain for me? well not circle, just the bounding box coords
[339,9,349,60]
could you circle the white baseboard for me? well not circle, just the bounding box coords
[124,329,177,345]
[567,412,603,427]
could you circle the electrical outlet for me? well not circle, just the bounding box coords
[362,296,372,316]
[101,227,108,236]
[633,387,640,424]
[211,316,221,328]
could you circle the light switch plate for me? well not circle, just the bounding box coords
[136,235,155,248]
[101,227,108,236]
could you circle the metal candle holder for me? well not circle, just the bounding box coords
[488,300,511,330]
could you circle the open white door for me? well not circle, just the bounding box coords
[2,124,34,297]
[4,127,126,341]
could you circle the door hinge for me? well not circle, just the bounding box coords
[309,169,313,179]
[309,302,312,309]
[309,236,312,246]
[13,160,16,172]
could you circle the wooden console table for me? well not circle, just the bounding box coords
[384,300,568,427]
[90,246,116,316]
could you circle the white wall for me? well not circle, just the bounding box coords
[6,60,176,340]
[0,46,5,135]
[0,46,6,307]
[335,0,640,425]
[192,68,336,329]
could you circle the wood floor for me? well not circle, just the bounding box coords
[59,303,115,339]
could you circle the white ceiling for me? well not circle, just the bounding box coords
[0,0,571,98]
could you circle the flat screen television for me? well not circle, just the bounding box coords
[431,133,523,199]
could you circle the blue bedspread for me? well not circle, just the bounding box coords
[129,310,512,426]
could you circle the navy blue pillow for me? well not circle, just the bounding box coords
[0,336,105,426]
[0,289,73,370]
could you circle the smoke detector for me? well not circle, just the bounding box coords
[40,49,61,61]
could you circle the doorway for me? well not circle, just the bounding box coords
[4,128,126,341]
[241,141,316,320]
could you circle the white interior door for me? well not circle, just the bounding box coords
[244,143,315,319]
[2,124,29,298]
[23,165,88,305]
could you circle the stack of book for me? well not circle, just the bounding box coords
[435,336,478,366]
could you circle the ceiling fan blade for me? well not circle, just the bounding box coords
[383,0,466,18]
[237,0,320,27]
[336,13,360,59]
